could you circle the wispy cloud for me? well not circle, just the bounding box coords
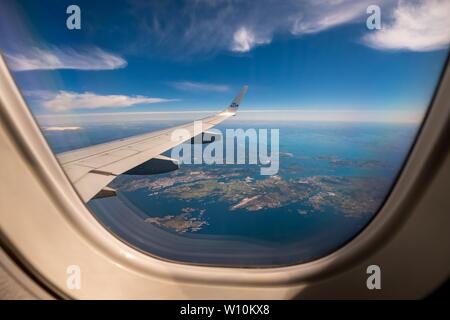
[130,0,388,56]
[5,46,127,71]
[290,0,371,35]
[25,90,174,112]
[130,0,449,55]
[170,81,230,92]
[363,0,450,52]
[231,27,270,53]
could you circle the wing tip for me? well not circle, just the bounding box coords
[227,85,248,114]
[241,85,249,96]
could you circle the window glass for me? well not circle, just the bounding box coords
[1,0,449,266]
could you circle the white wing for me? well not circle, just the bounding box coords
[57,85,248,202]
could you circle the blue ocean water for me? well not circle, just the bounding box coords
[40,118,418,266]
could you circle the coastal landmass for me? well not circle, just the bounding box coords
[112,164,390,234]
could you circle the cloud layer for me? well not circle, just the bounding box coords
[130,0,369,56]
[130,0,449,56]
[5,46,127,71]
[37,109,422,124]
[364,0,450,51]
[5,0,446,74]
[170,81,230,92]
[130,0,378,56]
[26,90,173,112]
[44,126,82,131]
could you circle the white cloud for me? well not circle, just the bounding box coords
[290,1,371,35]
[231,27,271,52]
[44,126,82,131]
[131,0,384,56]
[363,0,450,51]
[5,46,127,71]
[171,81,230,92]
[26,90,174,112]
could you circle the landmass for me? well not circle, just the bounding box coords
[144,207,207,233]
[111,163,391,234]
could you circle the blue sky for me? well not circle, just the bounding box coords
[0,0,449,122]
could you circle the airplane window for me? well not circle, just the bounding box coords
[1,1,449,267]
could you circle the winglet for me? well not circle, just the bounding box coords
[226,85,248,114]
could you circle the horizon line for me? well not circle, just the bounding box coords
[35,108,424,124]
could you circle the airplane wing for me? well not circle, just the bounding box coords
[57,85,248,202]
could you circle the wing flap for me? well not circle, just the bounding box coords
[74,172,116,202]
